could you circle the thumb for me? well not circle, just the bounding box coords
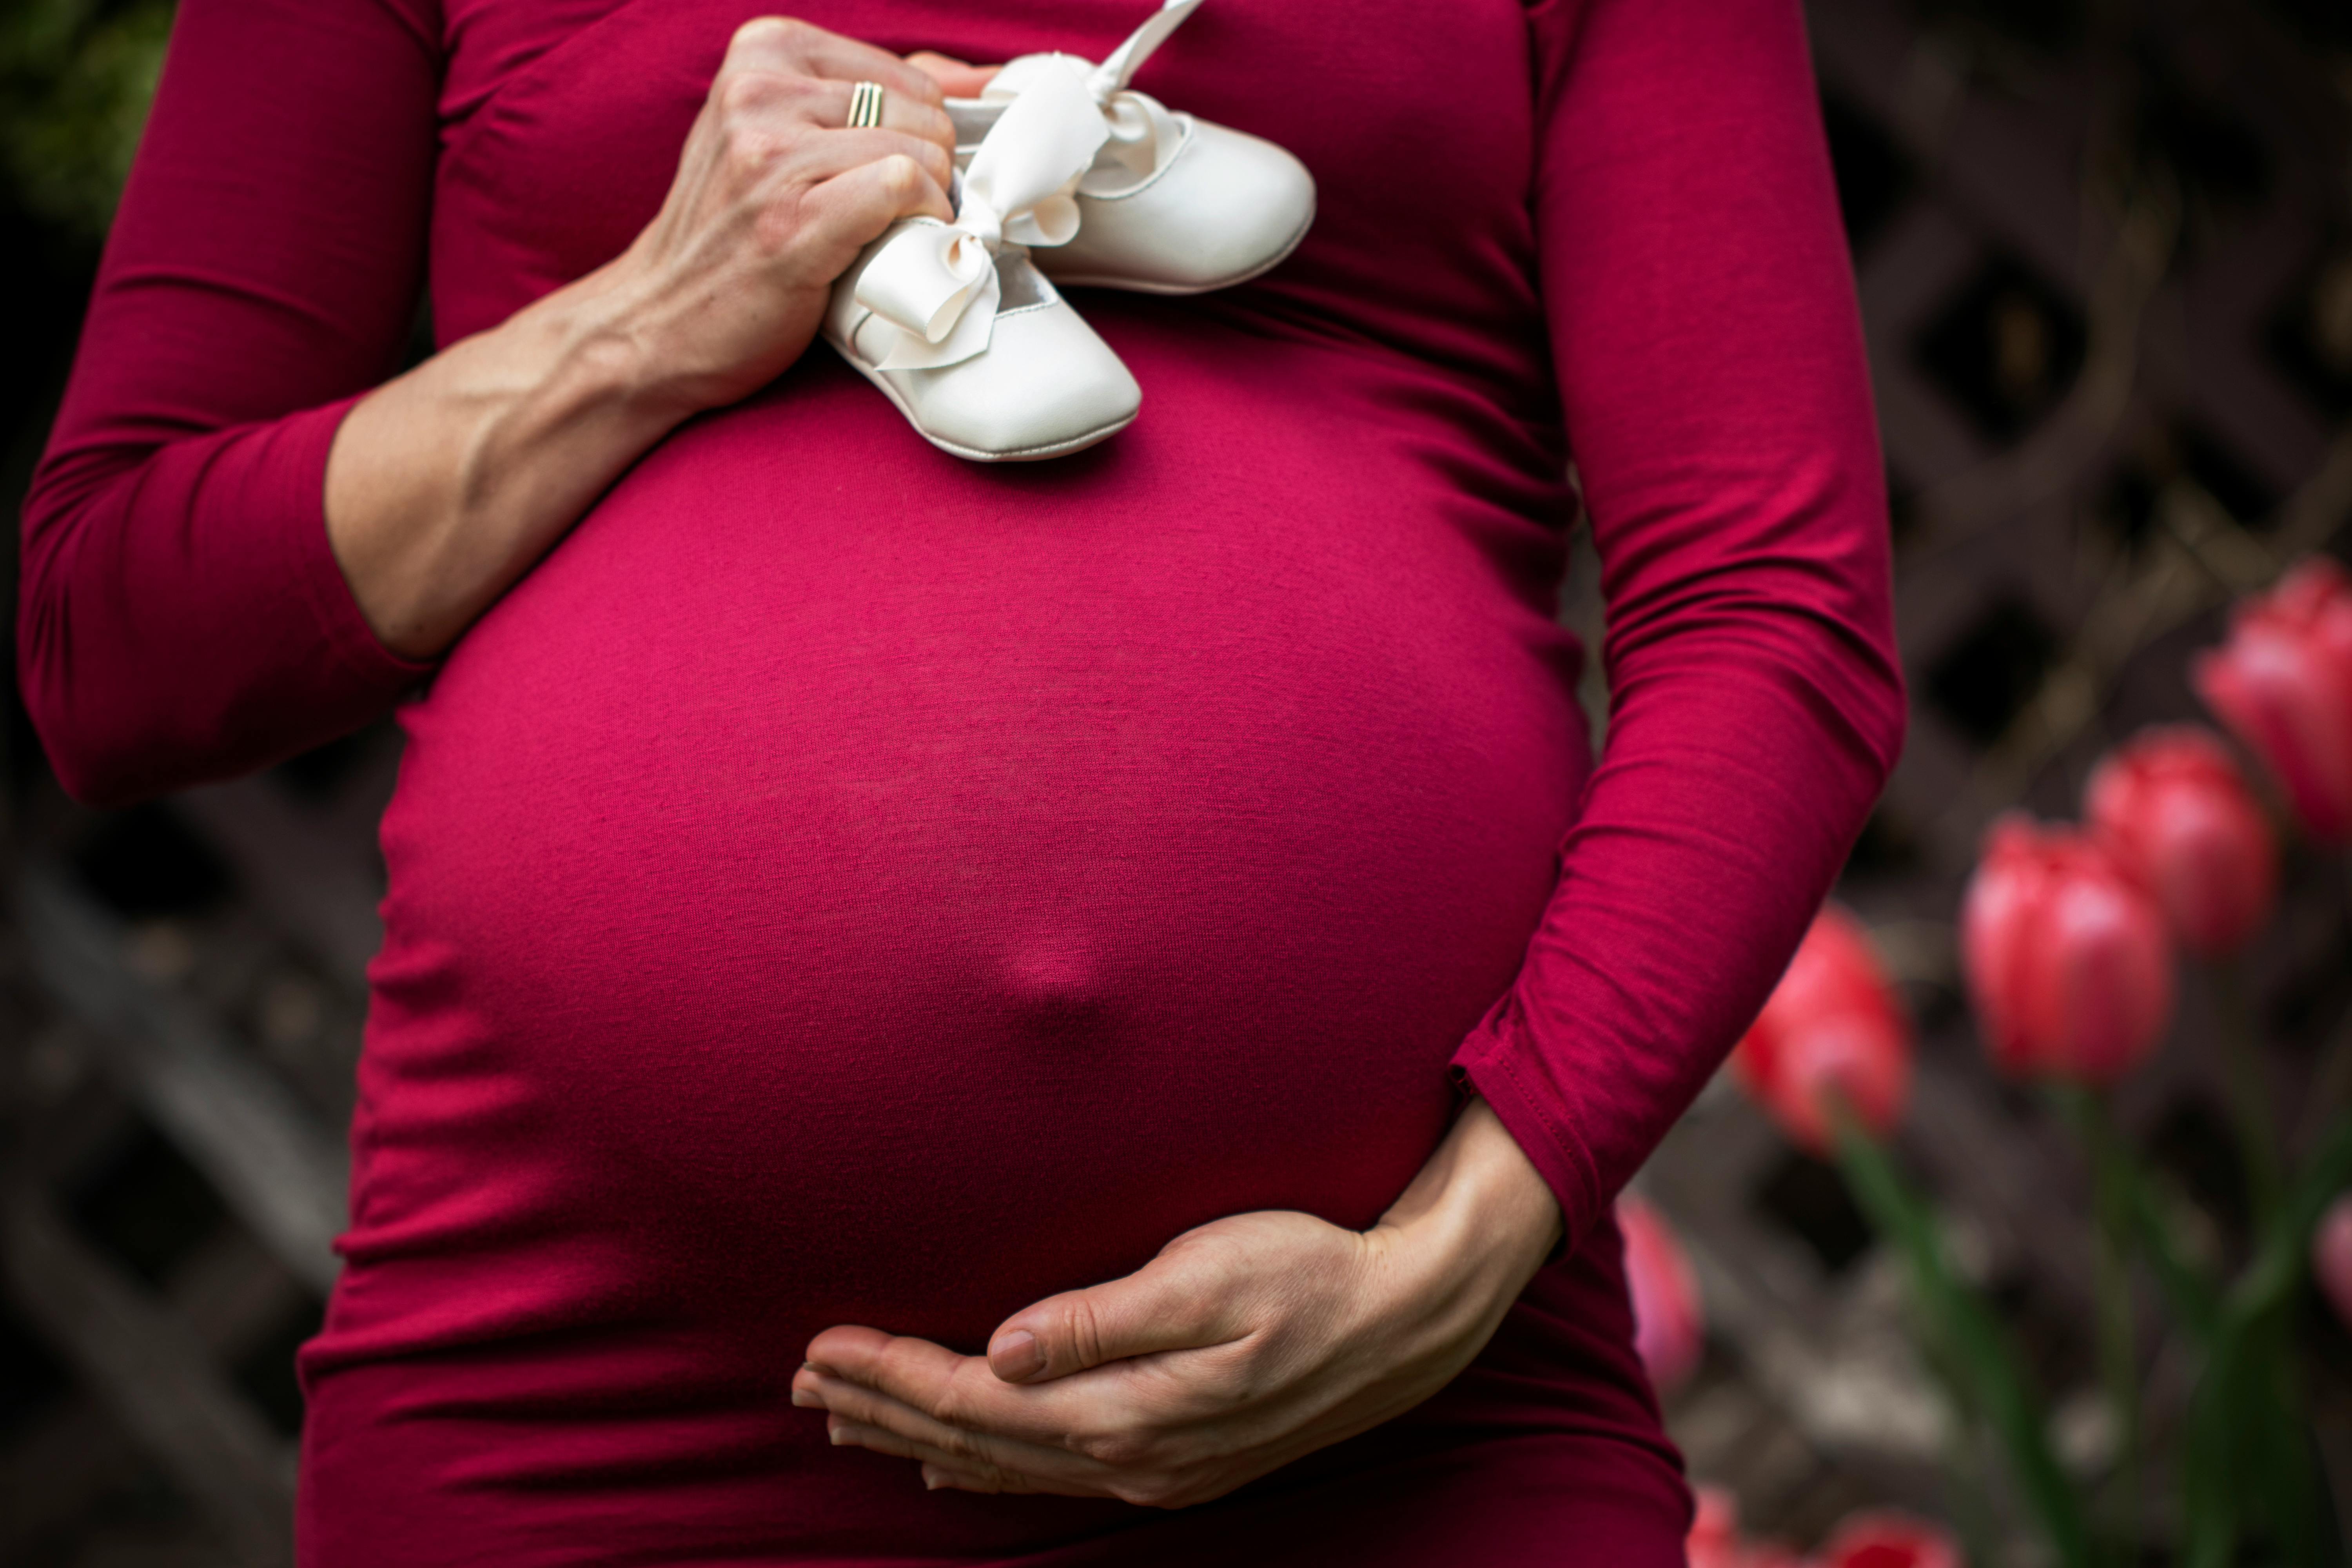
[987,1243,1245,1385]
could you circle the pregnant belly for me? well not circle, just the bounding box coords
[347,339,1586,1362]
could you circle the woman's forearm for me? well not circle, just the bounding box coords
[322,18,960,661]
[324,261,689,660]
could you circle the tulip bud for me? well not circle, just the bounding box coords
[1961,815,2175,1084]
[1812,1512,1964,1568]
[2315,1194,2352,1334]
[1617,1193,1704,1395]
[2192,556,2352,843]
[1731,906,1911,1152]
[2085,726,2278,957]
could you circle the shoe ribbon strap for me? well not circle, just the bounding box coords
[1088,0,1204,96]
[850,58,1108,371]
[987,0,1204,196]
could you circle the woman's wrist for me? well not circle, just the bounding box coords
[495,256,706,441]
[557,249,731,427]
[1371,1098,1563,1309]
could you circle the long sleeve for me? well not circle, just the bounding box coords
[18,0,444,807]
[1454,0,1907,1248]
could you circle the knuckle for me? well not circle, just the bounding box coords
[927,1368,982,1428]
[878,153,923,197]
[722,125,790,179]
[715,69,783,118]
[730,14,803,49]
[1073,1426,1151,1469]
[1066,1298,1109,1371]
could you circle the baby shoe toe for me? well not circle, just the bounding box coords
[1043,120,1316,295]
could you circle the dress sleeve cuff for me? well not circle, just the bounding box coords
[277,394,439,693]
[1453,987,1608,1256]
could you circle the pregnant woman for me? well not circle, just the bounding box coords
[20,0,1904,1561]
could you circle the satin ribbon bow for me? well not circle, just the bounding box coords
[850,59,1108,371]
[985,0,1205,197]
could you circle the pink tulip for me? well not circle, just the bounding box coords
[2085,726,2278,957]
[1617,1192,1704,1395]
[2192,555,2352,842]
[1731,906,1912,1152]
[1686,1486,1802,1568]
[1811,1512,1964,1568]
[2315,1194,2352,1332]
[1961,815,2175,1084]
[1686,1485,1745,1568]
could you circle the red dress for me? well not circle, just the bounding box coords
[20,0,1905,1561]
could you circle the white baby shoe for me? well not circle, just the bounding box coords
[946,0,1317,296]
[824,59,1142,461]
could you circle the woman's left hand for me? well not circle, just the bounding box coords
[791,1098,1563,1508]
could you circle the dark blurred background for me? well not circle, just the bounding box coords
[0,0,2349,1562]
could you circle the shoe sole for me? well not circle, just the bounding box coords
[1036,194,1318,297]
[828,336,1141,463]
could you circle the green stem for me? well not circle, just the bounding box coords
[2056,1087,2223,1336]
[2292,996,2352,1161]
[2054,1087,2161,1564]
[2280,847,2352,1158]
[2212,958,2282,1231]
[2091,1101,2141,1566]
[1831,1115,2091,1568]
[2181,1116,2352,1565]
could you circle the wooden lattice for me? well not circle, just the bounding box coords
[1,1,2349,1561]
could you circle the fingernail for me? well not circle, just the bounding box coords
[791,1388,818,1408]
[923,1468,945,1490]
[989,1328,1044,1381]
[829,1423,848,1446]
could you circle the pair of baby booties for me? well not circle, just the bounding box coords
[819,0,1318,461]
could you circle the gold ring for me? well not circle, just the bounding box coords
[847,80,885,130]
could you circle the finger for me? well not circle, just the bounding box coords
[922,1462,1033,1495]
[825,1420,1085,1498]
[708,66,952,162]
[799,1366,1098,1486]
[804,1328,1127,1452]
[801,77,956,146]
[988,1242,1249,1385]
[905,51,1003,99]
[724,16,944,107]
[788,127,953,198]
[799,153,953,263]
[835,1422,1071,1496]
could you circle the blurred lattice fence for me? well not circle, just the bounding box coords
[1,0,2350,1563]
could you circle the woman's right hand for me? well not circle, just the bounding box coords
[610,18,959,419]
[327,18,957,659]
